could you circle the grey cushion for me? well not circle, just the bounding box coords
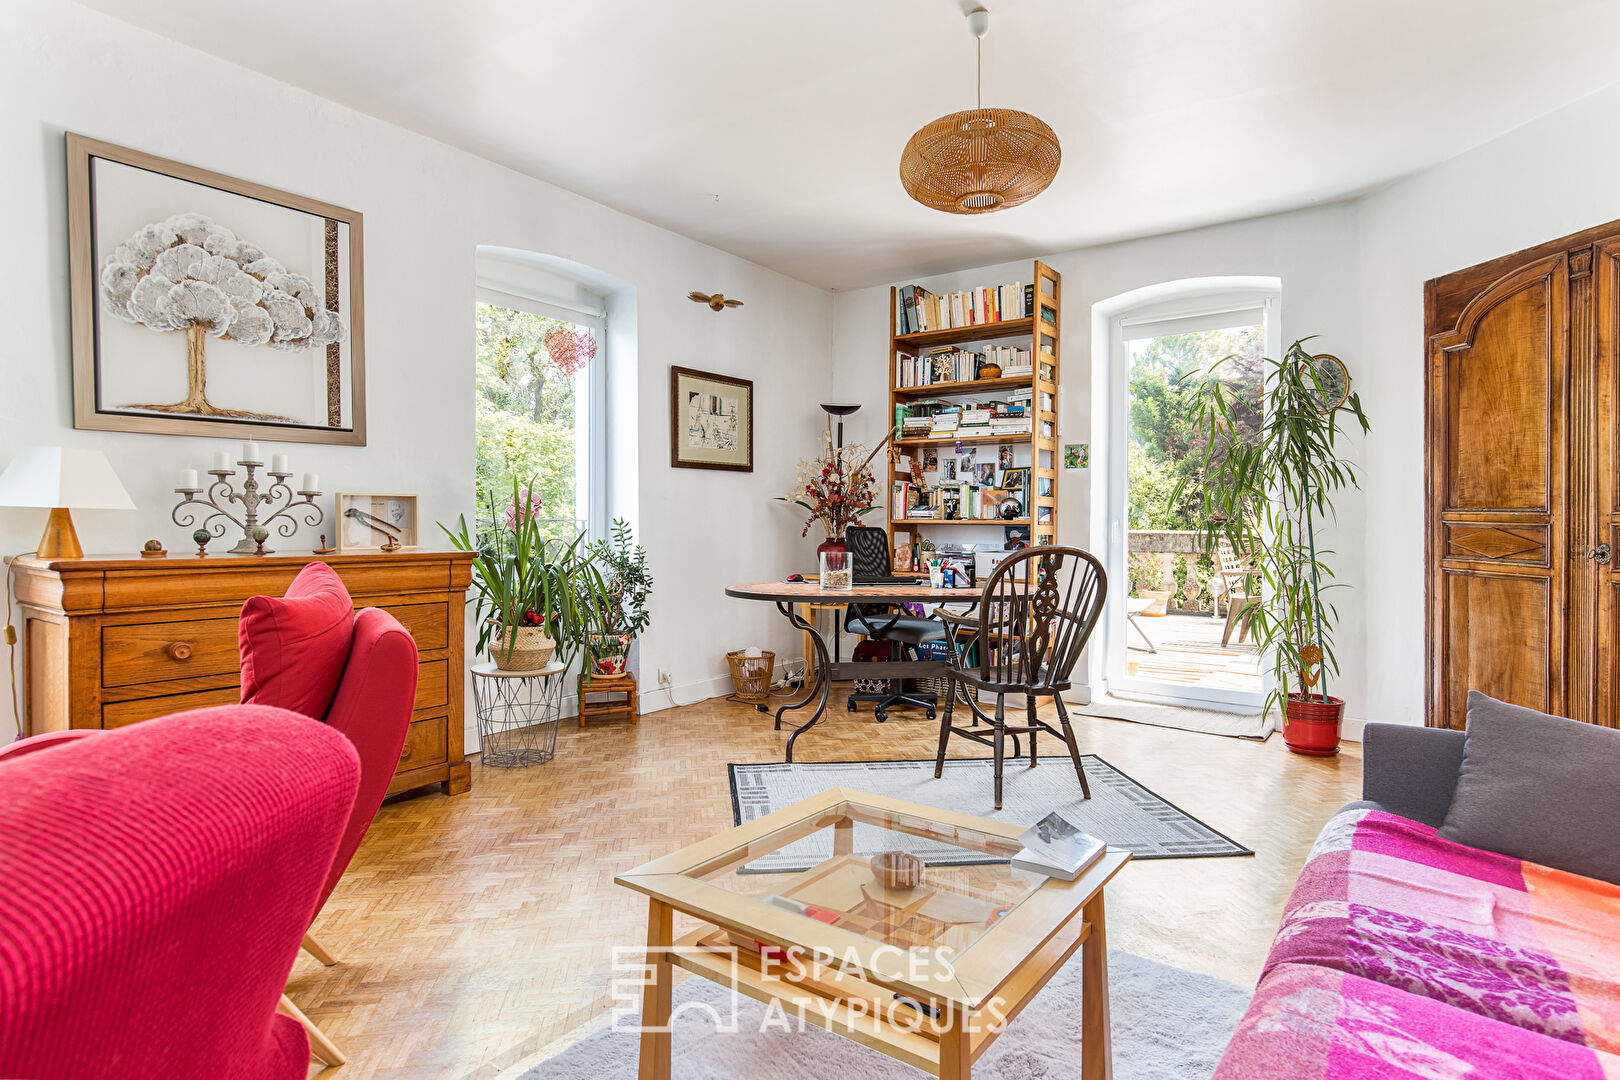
[845,614,944,645]
[1437,690,1620,883]
[1360,723,1466,828]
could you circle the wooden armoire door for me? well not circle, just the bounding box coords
[1427,221,1620,729]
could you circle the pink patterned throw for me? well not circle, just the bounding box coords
[1214,808,1620,1078]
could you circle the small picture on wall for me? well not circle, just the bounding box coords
[942,458,956,481]
[67,134,366,445]
[974,462,996,487]
[922,448,938,472]
[670,366,753,471]
[998,444,1014,469]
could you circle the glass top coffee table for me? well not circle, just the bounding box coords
[615,788,1130,1080]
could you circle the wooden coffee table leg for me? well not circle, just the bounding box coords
[638,898,674,1080]
[937,1004,972,1080]
[1081,892,1113,1080]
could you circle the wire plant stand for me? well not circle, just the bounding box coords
[471,660,566,768]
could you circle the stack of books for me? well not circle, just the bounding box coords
[896,282,1035,335]
[927,412,960,437]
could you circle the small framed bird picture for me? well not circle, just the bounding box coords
[336,493,418,553]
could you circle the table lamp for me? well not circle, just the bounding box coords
[0,446,136,559]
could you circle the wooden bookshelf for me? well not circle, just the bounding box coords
[886,260,1060,567]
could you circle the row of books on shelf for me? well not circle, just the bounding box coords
[895,388,1035,439]
[896,281,1056,335]
[895,344,1034,388]
[892,480,1021,522]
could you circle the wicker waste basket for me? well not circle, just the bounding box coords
[727,649,776,704]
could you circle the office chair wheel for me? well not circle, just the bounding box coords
[926,709,936,720]
[847,697,857,712]
[874,708,889,723]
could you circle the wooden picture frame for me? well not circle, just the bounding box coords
[67,133,366,445]
[670,365,753,471]
[335,493,417,553]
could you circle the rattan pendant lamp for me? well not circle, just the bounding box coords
[899,6,1060,214]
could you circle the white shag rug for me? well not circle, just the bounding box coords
[519,949,1248,1079]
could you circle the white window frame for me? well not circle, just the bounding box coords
[1097,283,1281,713]
[475,285,609,543]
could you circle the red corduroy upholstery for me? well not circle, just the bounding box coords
[312,606,418,910]
[239,562,357,720]
[0,706,359,1079]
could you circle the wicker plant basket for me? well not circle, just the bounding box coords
[491,624,555,672]
[727,649,776,704]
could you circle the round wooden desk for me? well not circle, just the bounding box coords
[725,580,981,761]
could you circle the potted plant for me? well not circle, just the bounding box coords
[1178,339,1369,755]
[778,426,891,558]
[1127,554,1173,616]
[442,481,593,673]
[581,518,652,679]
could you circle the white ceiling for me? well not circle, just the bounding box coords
[80,0,1620,290]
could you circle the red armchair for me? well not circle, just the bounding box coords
[238,565,420,1064]
[0,706,359,1079]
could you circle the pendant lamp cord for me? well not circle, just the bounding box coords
[976,36,983,110]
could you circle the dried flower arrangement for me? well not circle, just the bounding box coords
[777,423,893,541]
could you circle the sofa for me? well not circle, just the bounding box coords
[1213,720,1620,1079]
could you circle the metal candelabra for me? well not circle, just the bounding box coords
[171,459,324,554]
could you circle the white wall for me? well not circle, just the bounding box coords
[12,0,1620,744]
[1,0,832,741]
[832,206,1365,717]
[1355,82,1620,727]
[836,81,1620,732]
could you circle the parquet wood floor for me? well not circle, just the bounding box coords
[293,687,1362,1079]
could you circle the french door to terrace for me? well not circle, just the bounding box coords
[1103,294,1271,711]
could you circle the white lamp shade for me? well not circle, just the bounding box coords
[0,447,136,510]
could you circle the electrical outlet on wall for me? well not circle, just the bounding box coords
[657,669,672,686]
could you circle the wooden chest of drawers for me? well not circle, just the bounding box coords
[14,549,476,797]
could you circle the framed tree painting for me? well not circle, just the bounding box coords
[670,365,753,471]
[67,133,366,444]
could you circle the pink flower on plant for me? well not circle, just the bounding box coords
[504,488,544,531]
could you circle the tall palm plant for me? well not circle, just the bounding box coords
[1176,338,1369,747]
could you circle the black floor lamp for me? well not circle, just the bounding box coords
[818,403,861,665]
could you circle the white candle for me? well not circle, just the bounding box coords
[241,441,260,463]
[271,453,289,474]
[302,473,319,492]
[211,451,229,471]
[180,468,198,489]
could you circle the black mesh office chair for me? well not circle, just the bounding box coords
[842,525,943,722]
[933,545,1107,809]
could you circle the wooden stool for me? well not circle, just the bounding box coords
[578,672,638,728]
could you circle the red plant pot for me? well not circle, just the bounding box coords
[817,537,848,557]
[1283,694,1344,757]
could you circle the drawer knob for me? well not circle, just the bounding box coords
[167,641,193,661]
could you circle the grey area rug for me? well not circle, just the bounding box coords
[729,757,1249,873]
[520,949,1248,1080]
[1072,694,1272,741]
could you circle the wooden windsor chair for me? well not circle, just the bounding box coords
[932,545,1107,810]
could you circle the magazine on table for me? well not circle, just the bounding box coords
[1010,810,1107,881]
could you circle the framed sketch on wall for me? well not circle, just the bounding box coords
[670,365,753,471]
[66,133,366,445]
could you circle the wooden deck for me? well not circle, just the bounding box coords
[1126,611,1262,694]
